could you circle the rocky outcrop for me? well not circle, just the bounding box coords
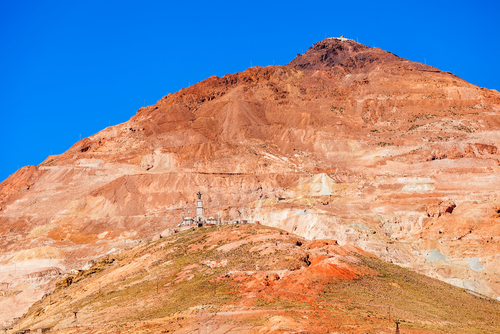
[24,267,62,282]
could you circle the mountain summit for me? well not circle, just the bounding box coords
[289,37,435,72]
[1,39,500,328]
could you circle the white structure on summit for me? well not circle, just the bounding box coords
[330,35,352,42]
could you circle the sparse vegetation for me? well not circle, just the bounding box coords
[330,105,345,114]
[14,224,500,333]
[453,125,475,133]
[408,124,424,131]
[323,255,500,333]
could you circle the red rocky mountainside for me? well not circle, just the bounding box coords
[1,37,500,325]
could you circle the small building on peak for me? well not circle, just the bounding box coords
[328,35,352,42]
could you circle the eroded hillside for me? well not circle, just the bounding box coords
[1,38,500,324]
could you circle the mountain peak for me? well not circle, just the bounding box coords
[288,37,409,71]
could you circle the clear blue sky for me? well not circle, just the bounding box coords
[1,0,499,182]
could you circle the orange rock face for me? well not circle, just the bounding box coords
[1,37,500,324]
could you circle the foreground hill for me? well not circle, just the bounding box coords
[1,38,500,324]
[9,224,500,333]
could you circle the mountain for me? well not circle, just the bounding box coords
[1,37,500,326]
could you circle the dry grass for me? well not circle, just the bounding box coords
[322,255,500,333]
[14,225,500,333]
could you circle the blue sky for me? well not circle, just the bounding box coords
[1,0,499,182]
